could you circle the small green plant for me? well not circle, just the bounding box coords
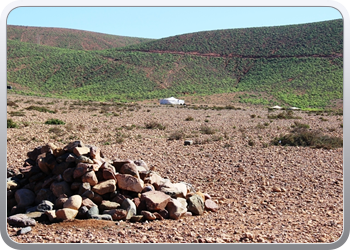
[26,105,56,113]
[250,114,256,118]
[45,118,65,125]
[7,119,18,128]
[8,111,25,116]
[185,116,194,121]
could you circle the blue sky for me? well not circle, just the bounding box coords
[6,7,342,39]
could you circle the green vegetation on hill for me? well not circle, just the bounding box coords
[7,19,343,109]
[121,19,343,57]
[7,25,154,51]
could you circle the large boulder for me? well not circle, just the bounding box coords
[63,195,82,210]
[186,193,204,215]
[15,189,35,207]
[92,179,116,195]
[166,198,187,220]
[140,191,171,211]
[50,181,72,197]
[56,208,79,220]
[7,214,36,227]
[116,174,144,193]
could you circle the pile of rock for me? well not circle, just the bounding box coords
[7,141,218,228]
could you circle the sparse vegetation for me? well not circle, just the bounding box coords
[268,110,301,120]
[7,119,18,128]
[168,130,185,140]
[45,118,65,125]
[200,125,216,135]
[271,128,342,149]
[145,121,166,130]
[26,106,56,113]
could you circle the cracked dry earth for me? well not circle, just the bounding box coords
[6,94,343,244]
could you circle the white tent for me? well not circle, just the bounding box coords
[269,105,283,110]
[288,107,301,110]
[159,97,185,105]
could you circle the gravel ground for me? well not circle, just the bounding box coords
[6,94,343,244]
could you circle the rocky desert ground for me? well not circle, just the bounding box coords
[6,94,343,244]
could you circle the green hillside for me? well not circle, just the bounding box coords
[121,19,343,57]
[7,25,154,51]
[7,20,343,109]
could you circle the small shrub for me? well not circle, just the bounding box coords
[7,100,18,107]
[145,121,166,130]
[7,119,18,128]
[168,131,185,140]
[256,123,265,129]
[248,139,255,146]
[292,121,310,129]
[76,124,86,131]
[185,116,194,121]
[200,125,216,135]
[268,110,301,120]
[271,128,342,149]
[250,114,256,118]
[48,127,65,136]
[45,118,65,125]
[123,124,136,130]
[8,111,25,116]
[65,123,74,131]
[26,105,56,113]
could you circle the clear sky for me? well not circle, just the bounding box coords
[6,6,342,39]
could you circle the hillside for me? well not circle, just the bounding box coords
[7,25,154,51]
[121,19,343,57]
[7,19,343,109]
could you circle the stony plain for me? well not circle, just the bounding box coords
[6,94,343,244]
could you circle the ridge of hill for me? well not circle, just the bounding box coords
[121,19,343,58]
[7,19,343,109]
[7,25,154,51]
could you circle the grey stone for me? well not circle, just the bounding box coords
[87,205,99,218]
[187,193,204,215]
[15,188,35,207]
[90,214,113,221]
[17,226,32,235]
[7,214,36,227]
[121,198,137,220]
[37,200,54,212]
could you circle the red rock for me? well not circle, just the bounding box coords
[73,146,90,157]
[205,199,219,212]
[81,171,98,186]
[140,191,171,211]
[116,174,144,193]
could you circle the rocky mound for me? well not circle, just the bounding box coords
[7,140,218,230]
